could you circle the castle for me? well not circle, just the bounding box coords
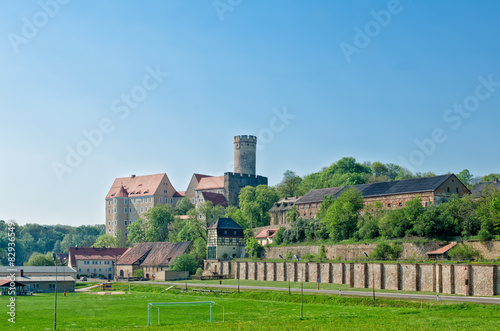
[105,135,268,242]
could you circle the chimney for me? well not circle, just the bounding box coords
[131,174,136,178]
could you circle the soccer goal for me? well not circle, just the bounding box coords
[147,302,224,326]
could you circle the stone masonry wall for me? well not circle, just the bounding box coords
[230,261,498,296]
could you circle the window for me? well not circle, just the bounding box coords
[447,187,450,192]
[114,220,117,225]
[124,208,128,213]
[114,232,117,237]
[114,207,117,213]
[108,229,111,233]
[129,208,132,213]
[108,201,111,206]
[124,220,128,225]
[108,221,110,225]
[125,198,128,204]
[171,198,173,204]
[456,187,459,193]
[141,207,143,212]
[159,197,162,203]
[32,284,40,289]
[134,207,136,213]
[399,202,402,207]
[108,209,111,214]
[150,197,152,203]
[49,284,56,289]
[114,199,117,205]
[387,203,391,207]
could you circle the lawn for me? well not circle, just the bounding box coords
[1,284,498,330]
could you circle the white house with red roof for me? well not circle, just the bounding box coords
[68,247,128,279]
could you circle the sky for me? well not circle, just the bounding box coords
[1,0,500,227]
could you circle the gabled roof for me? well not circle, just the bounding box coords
[201,192,228,207]
[117,241,191,267]
[296,187,345,204]
[426,242,457,255]
[255,229,277,239]
[175,191,186,197]
[472,180,500,196]
[196,176,225,190]
[106,174,168,199]
[140,241,191,267]
[68,247,128,267]
[355,174,455,197]
[296,174,464,204]
[0,280,26,287]
[194,174,212,182]
[208,218,242,230]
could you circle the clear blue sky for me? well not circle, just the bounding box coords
[1,0,499,226]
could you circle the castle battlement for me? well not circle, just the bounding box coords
[234,135,257,143]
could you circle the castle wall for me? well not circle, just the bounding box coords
[229,261,498,296]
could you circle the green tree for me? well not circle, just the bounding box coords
[457,169,474,189]
[145,204,176,242]
[276,170,302,197]
[239,185,280,229]
[133,269,144,278]
[245,237,263,258]
[26,252,59,266]
[198,201,226,228]
[481,173,500,182]
[319,187,364,241]
[126,218,148,245]
[175,197,195,215]
[170,253,198,274]
[93,234,120,248]
[357,202,383,239]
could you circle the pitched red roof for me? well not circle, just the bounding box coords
[426,242,457,255]
[255,229,277,239]
[201,192,228,207]
[194,174,212,182]
[117,241,191,267]
[196,176,225,190]
[68,247,128,268]
[106,174,169,199]
[174,191,185,197]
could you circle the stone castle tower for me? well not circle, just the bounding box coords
[234,135,257,175]
[224,135,267,206]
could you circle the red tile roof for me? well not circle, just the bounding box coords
[106,174,169,199]
[194,174,212,182]
[426,242,457,255]
[255,229,277,239]
[201,192,228,207]
[174,191,185,197]
[68,247,128,268]
[196,176,225,190]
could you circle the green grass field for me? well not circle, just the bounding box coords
[1,284,499,330]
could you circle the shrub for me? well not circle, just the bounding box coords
[133,269,144,278]
[370,242,403,260]
[477,229,493,242]
[195,268,203,276]
[448,243,483,261]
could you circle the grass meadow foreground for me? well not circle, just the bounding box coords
[1,284,499,330]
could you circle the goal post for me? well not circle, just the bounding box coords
[147,301,223,326]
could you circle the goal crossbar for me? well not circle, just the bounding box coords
[147,301,219,325]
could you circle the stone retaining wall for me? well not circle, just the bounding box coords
[224,261,499,296]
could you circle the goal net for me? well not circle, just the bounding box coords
[147,301,223,326]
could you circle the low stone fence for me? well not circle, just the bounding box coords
[210,261,498,296]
